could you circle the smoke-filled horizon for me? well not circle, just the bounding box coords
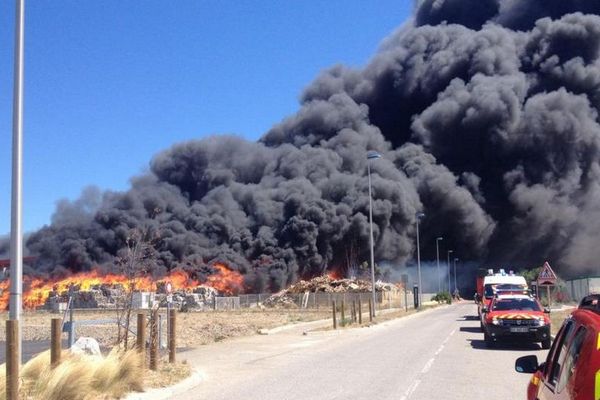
[12,0,600,290]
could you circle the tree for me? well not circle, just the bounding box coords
[115,227,159,349]
[518,267,542,284]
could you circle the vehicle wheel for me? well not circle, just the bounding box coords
[541,339,551,349]
[480,322,484,332]
[484,332,494,348]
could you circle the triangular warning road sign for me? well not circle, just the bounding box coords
[537,261,558,285]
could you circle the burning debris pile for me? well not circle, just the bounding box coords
[159,285,218,311]
[263,275,400,308]
[284,275,397,294]
[0,263,243,311]
[45,284,123,309]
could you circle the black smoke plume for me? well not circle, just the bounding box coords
[20,0,600,289]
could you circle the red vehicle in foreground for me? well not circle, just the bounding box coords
[482,294,551,349]
[515,294,600,400]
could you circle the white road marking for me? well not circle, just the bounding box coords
[434,344,444,356]
[421,358,435,373]
[401,328,456,399]
[400,379,422,400]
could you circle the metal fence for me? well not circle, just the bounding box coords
[228,290,436,311]
[565,277,600,301]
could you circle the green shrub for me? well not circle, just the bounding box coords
[432,291,452,304]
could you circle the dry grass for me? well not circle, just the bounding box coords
[0,363,5,400]
[89,348,144,398]
[0,309,330,348]
[143,360,191,388]
[550,308,575,336]
[35,355,96,400]
[0,348,145,399]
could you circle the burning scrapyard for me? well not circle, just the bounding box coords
[2,0,600,294]
[0,263,244,311]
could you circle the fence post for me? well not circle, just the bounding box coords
[137,313,146,367]
[149,309,159,371]
[51,318,62,368]
[358,299,362,324]
[368,298,373,322]
[6,320,18,400]
[168,309,176,363]
[341,300,345,327]
[332,300,337,329]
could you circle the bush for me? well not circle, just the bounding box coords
[14,347,143,399]
[432,291,452,304]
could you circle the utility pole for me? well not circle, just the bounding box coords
[10,0,25,366]
[435,237,443,293]
[454,258,459,293]
[415,212,425,308]
[447,250,453,293]
[367,151,381,316]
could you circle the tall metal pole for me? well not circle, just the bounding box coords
[435,237,442,293]
[367,161,376,316]
[447,250,453,293]
[416,213,424,308]
[454,258,459,293]
[10,0,25,365]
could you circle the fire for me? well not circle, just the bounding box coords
[0,263,244,310]
[205,264,244,295]
[327,270,344,280]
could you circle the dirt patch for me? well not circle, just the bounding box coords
[312,304,441,332]
[0,309,330,348]
[142,360,192,389]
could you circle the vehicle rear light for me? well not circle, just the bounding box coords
[596,370,600,400]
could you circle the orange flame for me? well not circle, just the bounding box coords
[327,270,343,280]
[204,264,244,295]
[0,263,244,310]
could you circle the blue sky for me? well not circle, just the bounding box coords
[0,1,412,235]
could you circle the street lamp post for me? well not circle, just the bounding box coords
[454,258,459,293]
[435,237,443,293]
[367,151,381,316]
[10,0,25,366]
[415,212,425,308]
[447,250,453,293]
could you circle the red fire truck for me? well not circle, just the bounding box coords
[476,269,528,329]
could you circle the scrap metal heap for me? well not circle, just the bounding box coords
[263,275,400,308]
[43,283,219,310]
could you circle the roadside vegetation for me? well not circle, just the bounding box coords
[550,308,575,336]
[0,348,144,400]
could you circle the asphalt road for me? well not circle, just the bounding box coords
[172,302,548,400]
[0,340,68,364]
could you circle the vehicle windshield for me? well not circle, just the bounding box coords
[484,283,526,298]
[484,284,495,298]
[496,284,526,290]
[492,298,541,311]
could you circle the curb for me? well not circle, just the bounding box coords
[257,317,331,335]
[125,368,204,400]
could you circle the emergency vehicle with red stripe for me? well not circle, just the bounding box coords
[476,269,529,329]
[515,294,600,400]
[482,293,551,349]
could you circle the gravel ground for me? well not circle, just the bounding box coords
[0,309,330,348]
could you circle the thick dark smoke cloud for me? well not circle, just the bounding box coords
[18,0,600,288]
